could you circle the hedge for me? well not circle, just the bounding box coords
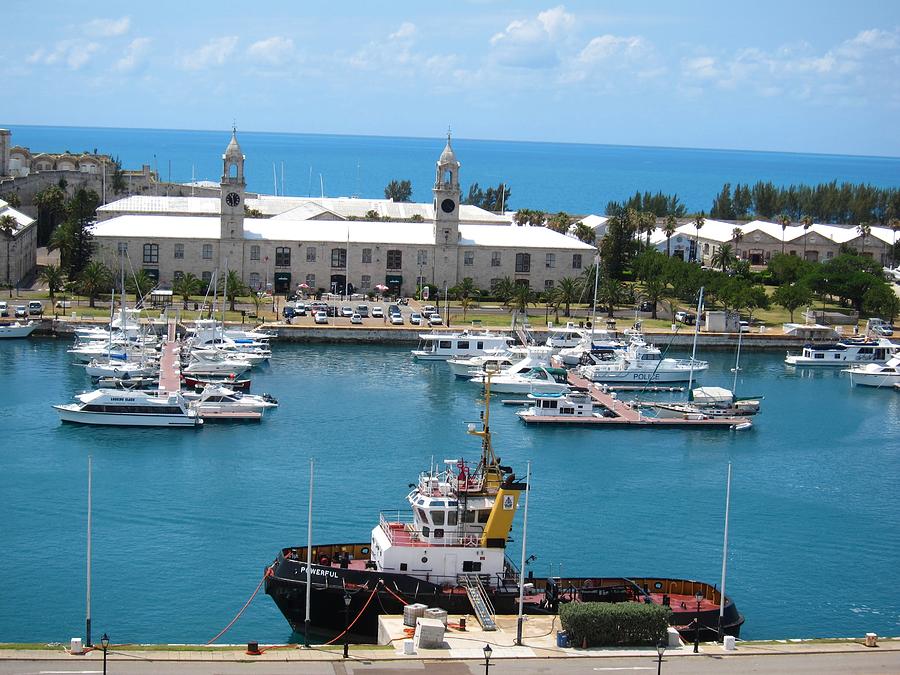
[560,602,671,647]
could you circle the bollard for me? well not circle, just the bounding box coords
[246,641,261,655]
[865,633,878,647]
[459,617,466,631]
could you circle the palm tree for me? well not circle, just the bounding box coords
[711,243,736,273]
[222,269,248,311]
[857,221,871,257]
[572,221,596,244]
[174,273,201,309]
[48,221,77,275]
[39,264,66,301]
[638,276,667,320]
[597,274,622,317]
[553,276,582,317]
[493,277,516,310]
[0,215,16,296]
[78,261,112,308]
[450,277,481,321]
[33,185,67,244]
[890,217,900,268]
[664,215,677,257]
[511,283,536,325]
[126,269,155,305]
[731,227,744,261]
[801,215,813,260]
[780,213,791,254]
[693,212,705,263]
[641,211,656,247]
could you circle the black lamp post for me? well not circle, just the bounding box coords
[343,591,351,659]
[656,639,666,674]
[100,632,109,675]
[693,590,703,653]
[482,643,492,675]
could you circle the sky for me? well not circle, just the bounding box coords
[3,1,900,156]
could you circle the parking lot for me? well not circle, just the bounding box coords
[280,298,447,328]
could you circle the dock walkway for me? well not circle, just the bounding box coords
[157,320,181,393]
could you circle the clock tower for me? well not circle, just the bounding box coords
[220,129,245,241]
[433,133,461,290]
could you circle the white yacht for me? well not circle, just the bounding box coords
[84,357,158,380]
[556,331,624,367]
[186,384,278,410]
[648,386,761,419]
[544,323,588,351]
[53,389,202,427]
[411,330,513,361]
[447,349,517,378]
[845,356,900,387]
[516,390,601,420]
[785,338,899,367]
[0,320,38,339]
[468,347,569,394]
[578,335,708,383]
[182,351,252,376]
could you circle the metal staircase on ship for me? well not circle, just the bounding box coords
[460,573,497,631]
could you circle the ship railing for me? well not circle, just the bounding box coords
[379,512,481,548]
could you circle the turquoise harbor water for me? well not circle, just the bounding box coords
[0,338,898,644]
[6,125,900,213]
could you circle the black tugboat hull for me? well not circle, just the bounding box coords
[264,550,744,644]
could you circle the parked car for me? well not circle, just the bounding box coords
[428,314,443,326]
[422,305,437,318]
[871,324,894,337]
[675,311,696,325]
[350,313,363,324]
[28,300,44,315]
[371,306,384,318]
[294,304,307,316]
[313,311,328,324]
[0,301,7,317]
[398,297,410,306]
[388,304,401,316]
[739,321,751,333]
[326,305,339,317]
[282,306,296,319]
[356,305,369,318]
[390,314,404,326]
[638,301,654,312]
[341,306,354,317]
[14,305,28,318]
[409,312,422,325]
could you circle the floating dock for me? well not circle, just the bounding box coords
[157,321,181,393]
[518,371,750,429]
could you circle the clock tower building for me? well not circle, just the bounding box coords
[433,133,461,289]
[220,130,246,241]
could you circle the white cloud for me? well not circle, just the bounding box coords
[247,36,295,66]
[84,17,130,38]
[27,40,101,70]
[116,37,151,73]
[181,36,239,70]
[489,5,575,68]
[390,22,416,41]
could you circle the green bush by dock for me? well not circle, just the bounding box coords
[560,602,671,647]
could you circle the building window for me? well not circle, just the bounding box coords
[306,246,316,262]
[331,248,347,268]
[202,271,212,284]
[545,279,554,290]
[826,251,834,259]
[703,243,710,254]
[464,251,474,266]
[173,243,184,259]
[362,248,372,264]
[515,253,531,273]
[387,249,402,270]
[491,251,501,267]
[275,247,291,267]
[306,273,316,288]
[361,274,371,290]
[545,253,555,268]
[202,244,213,260]
[173,270,184,281]
[417,249,428,265]
[143,243,159,264]
[117,242,128,255]
[248,272,260,290]
[572,254,582,269]
[250,245,260,261]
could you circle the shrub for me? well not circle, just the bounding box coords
[560,602,671,647]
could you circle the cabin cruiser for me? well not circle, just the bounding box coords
[84,356,158,380]
[411,330,513,361]
[844,355,900,387]
[53,389,202,427]
[578,335,708,383]
[185,384,278,414]
[544,323,588,351]
[187,319,276,344]
[0,320,37,338]
[182,350,252,376]
[785,337,899,367]
[446,349,518,378]
[647,386,761,419]
[556,331,624,367]
[468,347,570,394]
[189,346,269,367]
[516,390,601,420]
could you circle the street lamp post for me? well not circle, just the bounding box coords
[693,590,703,653]
[343,591,351,658]
[100,633,109,675]
[656,639,666,674]
[482,643,492,675]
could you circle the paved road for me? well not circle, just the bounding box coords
[2,651,899,674]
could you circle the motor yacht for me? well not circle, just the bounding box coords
[447,349,518,378]
[185,384,278,414]
[53,389,201,427]
[516,390,601,420]
[785,337,899,367]
[578,335,708,383]
[182,351,252,376]
[468,347,570,394]
[0,320,38,339]
[411,330,513,361]
[844,355,900,387]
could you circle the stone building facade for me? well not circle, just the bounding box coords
[0,197,38,290]
[90,133,596,296]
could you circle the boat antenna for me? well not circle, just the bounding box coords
[687,286,704,395]
[468,367,501,486]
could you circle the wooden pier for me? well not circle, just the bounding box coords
[157,320,181,394]
[518,371,750,429]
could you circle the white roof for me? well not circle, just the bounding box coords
[575,214,609,230]
[91,214,596,249]
[0,199,35,233]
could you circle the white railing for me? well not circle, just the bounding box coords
[379,512,481,548]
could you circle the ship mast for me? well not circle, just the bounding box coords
[467,369,502,492]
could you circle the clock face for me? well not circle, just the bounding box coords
[225,192,241,207]
[441,198,456,214]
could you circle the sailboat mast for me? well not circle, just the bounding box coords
[590,255,600,342]
[687,286,704,393]
[732,325,744,393]
[718,462,733,640]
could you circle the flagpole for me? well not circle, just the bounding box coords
[304,457,314,647]
[85,455,92,647]
[718,462,732,641]
[516,461,531,646]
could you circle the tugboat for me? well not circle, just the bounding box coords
[264,376,744,643]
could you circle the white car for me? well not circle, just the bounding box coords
[350,313,363,324]
[371,306,384,318]
[409,312,422,325]
[14,305,28,318]
[314,311,328,324]
[341,306,354,317]
[872,324,894,337]
[0,301,7,317]
[428,314,443,326]
[390,314,404,326]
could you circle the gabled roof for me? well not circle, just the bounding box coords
[0,199,36,233]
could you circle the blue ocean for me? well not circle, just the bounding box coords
[1,339,898,645]
[5,125,900,213]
